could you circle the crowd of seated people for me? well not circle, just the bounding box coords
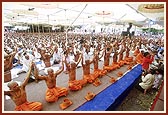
[4,32,164,111]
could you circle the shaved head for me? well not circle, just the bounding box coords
[47,68,54,73]
[47,68,54,77]
[7,81,18,89]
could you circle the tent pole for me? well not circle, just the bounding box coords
[37,17,40,34]
[42,25,44,33]
[38,24,40,34]
[69,4,88,27]
[27,23,28,33]
[65,4,88,46]
[47,15,50,33]
[30,24,32,33]
[32,23,34,34]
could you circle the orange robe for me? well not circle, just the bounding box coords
[15,101,42,111]
[78,79,88,87]
[124,57,133,65]
[135,53,144,64]
[125,57,133,62]
[94,69,107,77]
[84,74,98,83]
[45,87,68,102]
[103,65,115,72]
[133,49,140,56]
[69,80,82,91]
[111,62,120,70]
[118,60,125,67]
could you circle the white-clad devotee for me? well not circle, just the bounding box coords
[32,47,41,63]
[74,49,82,67]
[139,69,155,94]
[157,50,164,61]
[51,45,62,65]
[13,50,24,67]
[17,52,35,75]
[152,69,163,89]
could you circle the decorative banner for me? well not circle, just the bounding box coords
[138,4,164,13]
[156,16,164,21]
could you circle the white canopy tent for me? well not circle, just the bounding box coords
[2,2,165,29]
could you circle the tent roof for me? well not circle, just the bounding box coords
[2,2,165,27]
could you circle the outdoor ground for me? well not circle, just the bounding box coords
[115,83,164,111]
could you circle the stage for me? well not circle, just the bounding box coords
[4,60,142,111]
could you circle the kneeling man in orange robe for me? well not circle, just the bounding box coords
[4,62,42,111]
[35,61,68,103]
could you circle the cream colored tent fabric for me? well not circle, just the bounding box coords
[3,2,165,27]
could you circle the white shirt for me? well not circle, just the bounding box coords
[52,51,61,62]
[157,51,164,61]
[153,74,163,88]
[21,55,34,72]
[139,73,155,90]
[14,52,24,64]
[33,51,41,60]
[83,52,92,64]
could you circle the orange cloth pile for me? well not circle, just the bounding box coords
[117,71,123,77]
[84,74,98,83]
[60,98,72,110]
[93,78,101,86]
[68,80,82,91]
[85,92,96,101]
[110,77,116,83]
[118,60,125,67]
